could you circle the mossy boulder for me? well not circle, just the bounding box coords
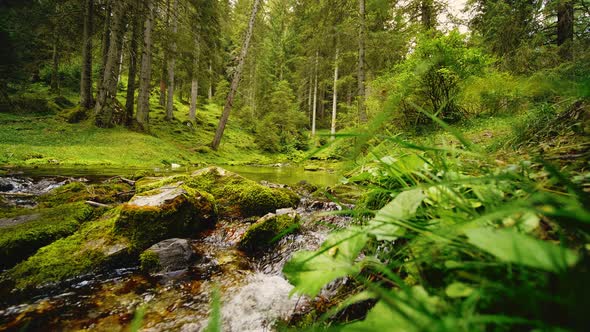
[4,208,130,289]
[185,167,300,218]
[37,180,133,208]
[0,202,94,269]
[114,184,216,250]
[239,209,301,253]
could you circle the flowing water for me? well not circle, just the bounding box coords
[0,167,350,332]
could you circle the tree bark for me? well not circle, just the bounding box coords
[421,0,435,30]
[557,0,574,59]
[211,0,262,150]
[80,0,94,109]
[97,2,111,94]
[94,0,127,127]
[312,51,318,137]
[208,60,213,101]
[165,0,179,121]
[189,36,199,122]
[159,0,170,107]
[136,0,154,131]
[358,0,367,123]
[331,47,339,140]
[125,0,141,126]
[50,33,60,94]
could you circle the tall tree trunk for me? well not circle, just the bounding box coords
[557,0,574,59]
[159,0,170,107]
[94,0,127,127]
[189,36,199,122]
[165,0,179,121]
[308,73,312,121]
[125,0,141,126]
[50,33,60,94]
[117,37,125,85]
[331,47,339,140]
[312,51,318,137]
[136,0,154,131]
[97,2,111,94]
[80,0,94,109]
[208,60,213,101]
[421,0,435,30]
[358,0,367,123]
[211,0,262,150]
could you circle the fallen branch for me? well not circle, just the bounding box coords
[85,200,110,208]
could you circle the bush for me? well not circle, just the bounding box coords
[40,62,81,92]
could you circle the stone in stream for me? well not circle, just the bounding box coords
[115,184,216,250]
[0,178,15,192]
[135,166,300,218]
[139,238,195,273]
[238,210,300,253]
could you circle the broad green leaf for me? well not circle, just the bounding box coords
[465,228,579,273]
[283,228,368,297]
[367,189,424,241]
[339,286,443,332]
[445,282,474,298]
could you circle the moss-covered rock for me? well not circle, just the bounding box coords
[37,180,133,208]
[0,202,94,269]
[5,208,130,289]
[185,167,300,218]
[239,210,301,253]
[114,184,216,250]
[139,250,161,273]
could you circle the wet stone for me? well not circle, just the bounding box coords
[142,238,195,273]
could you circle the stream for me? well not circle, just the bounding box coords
[0,166,349,332]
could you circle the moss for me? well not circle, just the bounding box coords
[114,185,216,250]
[239,213,301,252]
[135,175,188,193]
[139,250,161,273]
[59,106,88,123]
[0,202,94,269]
[185,167,300,218]
[5,208,126,289]
[37,181,133,208]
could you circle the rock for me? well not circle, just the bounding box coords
[186,167,300,218]
[276,207,295,215]
[114,184,216,250]
[140,238,194,273]
[0,178,15,192]
[239,211,300,253]
[170,163,182,169]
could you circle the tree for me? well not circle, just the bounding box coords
[136,0,154,130]
[125,0,141,125]
[331,46,339,140]
[189,35,199,122]
[358,0,367,123]
[557,0,574,59]
[211,0,262,150]
[80,0,93,109]
[94,0,129,127]
[165,0,179,121]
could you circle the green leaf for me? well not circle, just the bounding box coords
[465,228,579,273]
[283,228,368,297]
[339,286,443,332]
[445,282,474,298]
[367,189,424,241]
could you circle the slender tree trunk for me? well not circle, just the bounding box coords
[358,0,367,123]
[136,0,154,131]
[80,0,94,108]
[308,73,312,120]
[117,37,125,85]
[331,47,339,140]
[94,0,127,127]
[211,0,262,150]
[312,51,318,137]
[189,36,199,122]
[97,2,111,94]
[421,0,435,30]
[165,0,179,121]
[208,60,213,100]
[557,0,574,59]
[51,33,60,93]
[125,0,140,126]
[159,0,170,107]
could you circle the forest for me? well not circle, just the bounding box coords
[0,0,589,331]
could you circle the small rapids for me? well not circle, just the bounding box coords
[0,179,352,332]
